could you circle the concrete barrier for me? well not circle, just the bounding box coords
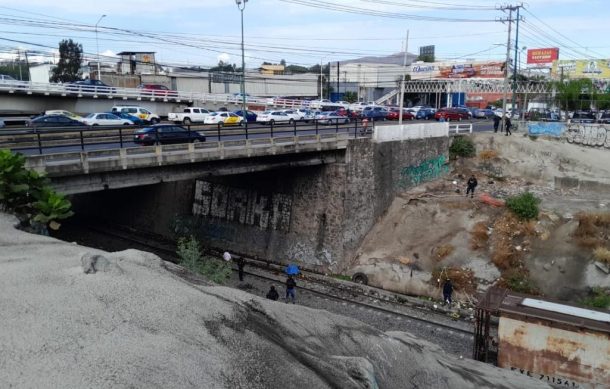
[372,122,449,142]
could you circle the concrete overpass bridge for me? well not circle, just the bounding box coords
[16,122,455,270]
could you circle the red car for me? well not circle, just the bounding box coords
[387,108,415,121]
[335,108,361,119]
[137,84,178,97]
[434,108,469,122]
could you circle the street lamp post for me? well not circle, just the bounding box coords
[95,14,106,81]
[236,0,247,123]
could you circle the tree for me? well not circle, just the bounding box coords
[343,91,357,103]
[50,39,83,83]
[285,64,309,74]
[553,79,596,112]
[417,54,435,63]
[280,59,286,66]
[210,61,236,73]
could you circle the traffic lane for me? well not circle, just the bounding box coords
[11,119,495,155]
[11,126,357,155]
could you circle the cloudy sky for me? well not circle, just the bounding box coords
[0,0,606,68]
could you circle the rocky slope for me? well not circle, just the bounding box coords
[0,213,549,388]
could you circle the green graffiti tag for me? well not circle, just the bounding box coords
[398,155,449,189]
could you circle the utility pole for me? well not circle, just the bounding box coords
[398,29,409,125]
[511,6,521,116]
[497,4,522,132]
[336,61,340,100]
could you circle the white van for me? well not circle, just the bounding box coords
[111,105,160,123]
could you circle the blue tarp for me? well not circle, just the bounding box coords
[285,264,300,275]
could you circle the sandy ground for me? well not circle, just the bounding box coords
[0,213,549,389]
[350,133,610,302]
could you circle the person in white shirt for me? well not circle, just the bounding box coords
[223,251,231,262]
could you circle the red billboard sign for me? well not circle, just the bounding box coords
[527,48,559,64]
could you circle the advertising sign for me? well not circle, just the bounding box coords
[409,61,505,80]
[527,48,559,64]
[552,60,610,79]
[438,61,505,79]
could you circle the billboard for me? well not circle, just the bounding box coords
[409,61,505,80]
[527,48,559,65]
[419,45,435,57]
[552,60,610,79]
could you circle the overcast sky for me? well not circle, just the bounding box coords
[0,0,606,68]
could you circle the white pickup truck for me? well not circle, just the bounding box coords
[168,107,212,125]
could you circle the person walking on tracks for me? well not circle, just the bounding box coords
[443,279,454,305]
[236,256,246,281]
[466,175,478,198]
[493,114,501,133]
[504,115,512,136]
[266,285,279,301]
[285,275,297,304]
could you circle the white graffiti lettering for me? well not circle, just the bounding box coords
[566,124,610,148]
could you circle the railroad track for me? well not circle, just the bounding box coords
[66,222,476,339]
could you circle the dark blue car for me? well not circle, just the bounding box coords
[105,111,144,125]
[416,108,435,120]
[133,124,206,146]
[233,110,257,122]
[361,106,389,120]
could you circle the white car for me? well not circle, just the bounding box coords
[349,101,375,111]
[82,113,133,126]
[256,111,292,125]
[281,109,306,121]
[203,112,244,126]
[309,99,332,109]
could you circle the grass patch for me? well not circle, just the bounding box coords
[176,236,232,284]
[478,149,499,160]
[528,135,538,141]
[470,221,489,250]
[433,244,454,261]
[331,274,352,282]
[580,288,610,309]
[498,268,540,295]
[593,247,610,264]
[449,136,476,159]
[506,192,541,220]
[573,212,610,249]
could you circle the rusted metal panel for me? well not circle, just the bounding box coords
[498,317,610,388]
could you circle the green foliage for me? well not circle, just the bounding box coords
[343,91,357,103]
[417,54,435,63]
[503,269,540,295]
[580,288,610,309]
[0,64,30,81]
[0,149,73,232]
[50,39,83,83]
[553,79,597,112]
[176,236,232,284]
[506,192,541,220]
[331,274,351,281]
[449,136,476,159]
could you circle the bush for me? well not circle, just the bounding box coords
[0,149,73,232]
[449,136,476,159]
[593,247,610,264]
[581,287,610,309]
[176,236,232,284]
[501,269,540,295]
[505,192,541,220]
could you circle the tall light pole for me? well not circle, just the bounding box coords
[95,14,106,81]
[236,0,247,121]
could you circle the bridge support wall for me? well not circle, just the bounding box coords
[68,136,449,269]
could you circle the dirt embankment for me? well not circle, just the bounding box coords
[349,133,610,304]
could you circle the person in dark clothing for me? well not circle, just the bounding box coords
[236,257,245,281]
[466,175,478,198]
[285,275,297,304]
[266,285,279,301]
[443,279,453,305]
[504,116,512,136]
[493,115,501,133]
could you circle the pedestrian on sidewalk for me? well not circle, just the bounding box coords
[443,279,453,305]
[493,114,501,133]
[266,285,279,301]
[236,257,245,281]
[504,115,512,136]
[285,275,297,304]
[466,175,478,198]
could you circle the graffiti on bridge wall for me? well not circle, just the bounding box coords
[527,122,566,137]
[398,155,449,189]
[192,180,292,231]
[566,124,610,148]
